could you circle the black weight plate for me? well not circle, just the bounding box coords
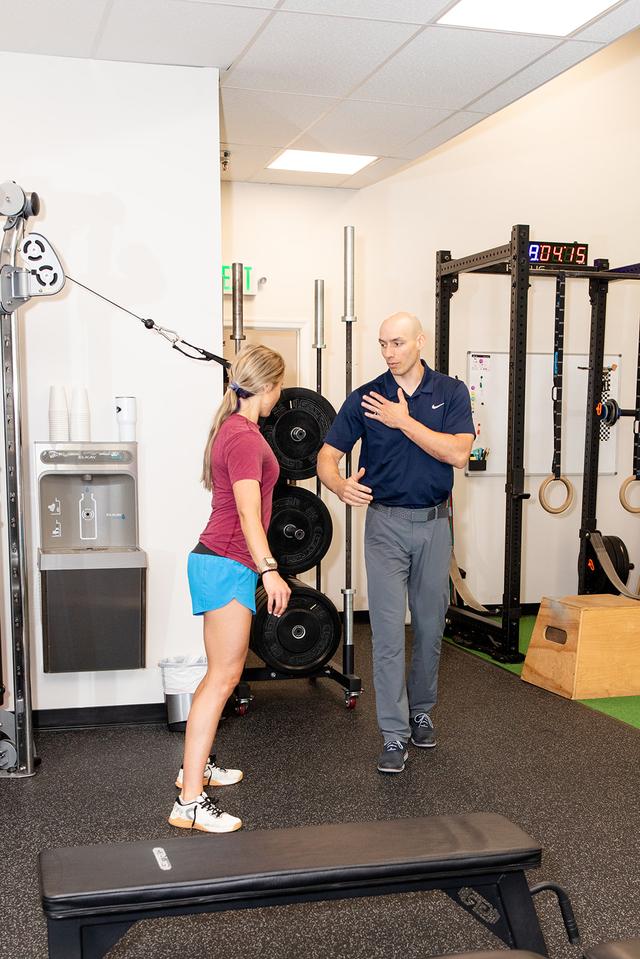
[251,578,341,675]
[260,388,336,480]
[268,486,333,574]
[584,534,630,594]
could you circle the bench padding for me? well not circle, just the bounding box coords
[40,812,541,919]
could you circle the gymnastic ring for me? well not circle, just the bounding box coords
[538,474,574,514]
[619,475,640,514]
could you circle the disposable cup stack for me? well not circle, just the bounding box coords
[48,386,69,442]
[69,386,91,442]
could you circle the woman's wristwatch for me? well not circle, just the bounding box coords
[260,556,278,575]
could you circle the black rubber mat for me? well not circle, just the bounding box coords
[0,627,637,959]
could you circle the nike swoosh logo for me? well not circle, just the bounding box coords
[432,402,444,409]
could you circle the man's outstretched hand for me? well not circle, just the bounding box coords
[339,467,373,506]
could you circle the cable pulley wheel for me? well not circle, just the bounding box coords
[584,534,631,595]
[251,578,341,675]
[268,485,333,574]
[260,387,336,479]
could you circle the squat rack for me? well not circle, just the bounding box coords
[435,224,640,662]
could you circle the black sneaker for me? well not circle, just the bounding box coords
[377,740,408,774]
[410,713,436,748]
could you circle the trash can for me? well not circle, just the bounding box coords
[159,656,207,731]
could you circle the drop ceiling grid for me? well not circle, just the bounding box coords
[220,11,423,96]
[0,0,110,58]
[290,99,455,156]
[350,26,561,109]
[220,87,340,147]
[95,0,273,67]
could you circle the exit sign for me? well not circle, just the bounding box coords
[222,264,256,296]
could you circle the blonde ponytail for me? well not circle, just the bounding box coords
[200,344,285,491]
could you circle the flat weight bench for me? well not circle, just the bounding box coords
[39,812,546,959]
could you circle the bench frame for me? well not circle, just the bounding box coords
[46,864,548,959]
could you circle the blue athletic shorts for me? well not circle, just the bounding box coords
[187,552,259,615]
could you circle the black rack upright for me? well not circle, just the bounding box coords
[435,225,640,662]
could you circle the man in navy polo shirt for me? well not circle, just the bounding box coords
[318,312,474,774]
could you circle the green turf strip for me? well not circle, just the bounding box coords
[445,614,640,730]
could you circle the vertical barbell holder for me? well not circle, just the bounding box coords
[231,262,245,355]
[313,279,326,592]
[341,227,356,677]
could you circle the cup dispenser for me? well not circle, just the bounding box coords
[35,442,147,672]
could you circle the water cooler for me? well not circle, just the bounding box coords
[35,442,147,672]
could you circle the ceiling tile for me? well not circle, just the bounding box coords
[222,11,419,96]
[574,0,640,41]
[249,167,352,187]
[470,40,603,114]
[185,0,280,6]
[95,0,271,67]
[281,0,450,24]
[340,156,412,188]
[353,25,557,109]
[220,142,280,180]
[401,110,488,158]
[292,99,451,155]
[0,0,109,57]
[220,88,338,146]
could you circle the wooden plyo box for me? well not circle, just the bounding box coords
[522,594,640,699]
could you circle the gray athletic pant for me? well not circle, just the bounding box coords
[364,502,452,744]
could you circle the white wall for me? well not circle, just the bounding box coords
[1,53,221,709]
[222,29,640,610]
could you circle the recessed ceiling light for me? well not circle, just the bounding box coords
[437,0,616,36]
[267,150,377,176]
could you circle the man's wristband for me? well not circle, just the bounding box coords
[261,567,278,576]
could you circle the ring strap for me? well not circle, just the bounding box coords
[449,552,490,614]
[634,320,640,480]
[590,531,640,601]
[551,274,566,479]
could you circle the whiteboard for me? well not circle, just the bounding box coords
[466,351,620,476]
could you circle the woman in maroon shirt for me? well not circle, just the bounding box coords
[169,344,291,834]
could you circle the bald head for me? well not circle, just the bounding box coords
[378,311,425,381]
[379,311,423,341]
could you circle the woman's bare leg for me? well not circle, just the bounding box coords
[181,600,252,801]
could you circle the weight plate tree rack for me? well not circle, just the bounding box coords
[231,253,361,712]
[435,224,640,662]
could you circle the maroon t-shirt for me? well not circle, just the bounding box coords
[199,414,280,572]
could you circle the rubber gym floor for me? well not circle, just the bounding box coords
[1,625,638,959]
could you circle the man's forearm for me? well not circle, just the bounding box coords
[401,418,471,468]
[317,453,344,496]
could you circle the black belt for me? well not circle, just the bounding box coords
[369,502,450,521]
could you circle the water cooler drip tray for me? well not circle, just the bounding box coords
[38,550,147,673]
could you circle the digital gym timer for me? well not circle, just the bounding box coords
[528,241,588,265]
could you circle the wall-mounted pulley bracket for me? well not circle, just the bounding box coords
[0,232,65,313]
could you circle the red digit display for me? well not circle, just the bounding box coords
[528,241,589,265]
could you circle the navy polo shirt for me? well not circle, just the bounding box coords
[324,361,475,508]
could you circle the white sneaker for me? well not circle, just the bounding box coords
[175,754,243,789]
[168,792,242,833]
